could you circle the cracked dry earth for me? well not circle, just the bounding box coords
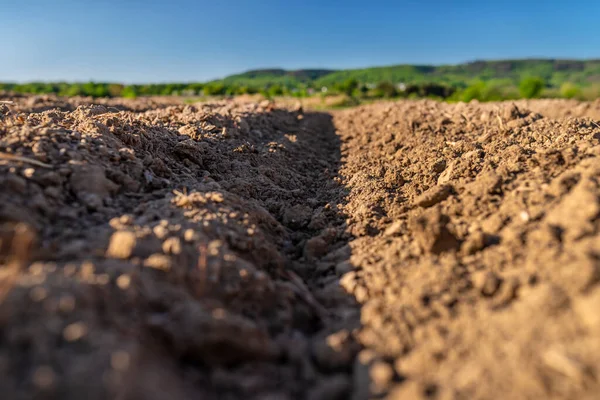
[1,95,600,400]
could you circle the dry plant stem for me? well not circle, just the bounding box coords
[0,153,53,168]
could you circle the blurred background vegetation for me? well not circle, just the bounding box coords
[3,59,600,103]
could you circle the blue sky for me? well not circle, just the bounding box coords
[2,0,599,83]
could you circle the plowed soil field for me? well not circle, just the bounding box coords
[1,94,600,399]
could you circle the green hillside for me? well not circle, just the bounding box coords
[221,69,335,85]
[212,59,600,88]
[3,59,600,101]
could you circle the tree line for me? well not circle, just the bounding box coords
[1,76,598,102]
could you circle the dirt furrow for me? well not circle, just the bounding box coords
[0,99,359,400]
[333,100,600,400]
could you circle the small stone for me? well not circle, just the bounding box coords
[116,274,131,290]
[519,211,530,222]
[162,237,182,255]
[144,254,172,271]
[32,365,56,389]
[153,225,169,239]
[63,322,88,342]
[106,231,137,259]
[437,160,456,184]
[184,229,198,242]
[384,221,403,237]
[23,168,36,178]
[354,285,369,303]
[472,271,502,297]
[370,361,395,394]
[120,215,134,225]
[29,287,48,302]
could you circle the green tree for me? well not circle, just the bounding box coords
[457,82,482,102]
[519,77,545,99]
[121,86,139,99]
[203,82,226,96]
[267,84,284,97]
[457,81,506,102]
[373,82,397,98]
[338,78,359,96]
[560,82,581,99]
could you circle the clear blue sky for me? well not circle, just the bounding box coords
[2,0,599,83]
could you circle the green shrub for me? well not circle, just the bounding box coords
[121,86,139,99]
[519,77,545,99]
[267,85,284,97]
[460,81,486,102]
[560,82,581,99]
[372,82,397,98]
[203,83,226,96]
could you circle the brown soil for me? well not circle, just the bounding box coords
[1,95,600,399]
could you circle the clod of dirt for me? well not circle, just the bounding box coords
[283,204,313,229]
[461,231,499,255]
[70,165,118,209]
[472,270,503,296]
[415,184,453,208]
[146,301,280,365]
[411,209,460,254]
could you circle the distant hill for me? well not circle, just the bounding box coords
[211,59,600,89]
[219,69,336,86]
